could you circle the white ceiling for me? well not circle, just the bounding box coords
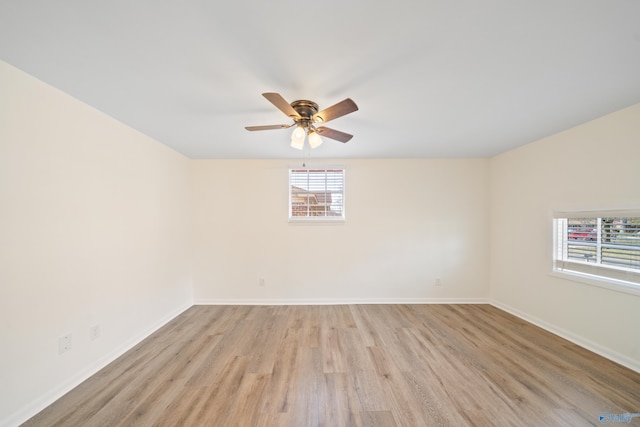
[1,1,639,159]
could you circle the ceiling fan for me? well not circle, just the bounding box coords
[245,92,358,149]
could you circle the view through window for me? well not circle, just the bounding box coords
[289,168,344,221]
[554,215,640,286]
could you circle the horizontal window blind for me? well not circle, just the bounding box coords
[289,168,345,220]
[554,216,640,285]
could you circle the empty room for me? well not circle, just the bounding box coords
[1,1,639,426]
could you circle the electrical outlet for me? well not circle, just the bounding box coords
[58,333,72,354]
[434,277,442,286]
[259,278,265,287]
[90,324,100,341]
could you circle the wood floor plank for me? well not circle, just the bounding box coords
[319,326,348,374]
[21,304,640,427]
[288,347,326,426]
[246,310,289,375]
[339,327,390,412]
[323,372,364,426]
[361,410,398,426]
[221,372,272,427]
[150,386,209,427]
[367,345,431,427]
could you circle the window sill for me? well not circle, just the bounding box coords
[288,217,345,224]
[550,269,640,297]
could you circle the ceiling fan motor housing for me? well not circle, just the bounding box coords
[291,100,319,125]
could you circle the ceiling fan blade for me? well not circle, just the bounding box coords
[262,93,301,119]
[313,98,358,123]
[316,126,353,143]
[245,124,293,131]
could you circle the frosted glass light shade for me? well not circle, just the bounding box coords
[308,131,322,148]
[290,125,305,150]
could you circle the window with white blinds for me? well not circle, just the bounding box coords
[553,213,640,288]
[289,168,345,221]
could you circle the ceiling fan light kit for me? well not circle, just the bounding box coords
[245,92,358,150]
[308,130,323,149]
[290,124,306,150]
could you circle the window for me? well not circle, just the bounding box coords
[553,212,640,292]
[289,168,344,221]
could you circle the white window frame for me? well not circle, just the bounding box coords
[288,167,345,222]
[552,210,640,296]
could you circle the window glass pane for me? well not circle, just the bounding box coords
[289,168,344,220]
[600,218,640,269]
[554,215,640,285]
[566,218,597,263]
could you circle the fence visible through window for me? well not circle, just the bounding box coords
[563,218,640,270]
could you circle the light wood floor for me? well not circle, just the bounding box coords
[23,304,640,426]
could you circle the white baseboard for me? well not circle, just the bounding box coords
[3,303,193,427]
[195,297,490,305]
[490,300,640,374]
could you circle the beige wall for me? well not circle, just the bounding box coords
[191,158,490,303]
[0,61,193,425]
[489,103,640,371]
